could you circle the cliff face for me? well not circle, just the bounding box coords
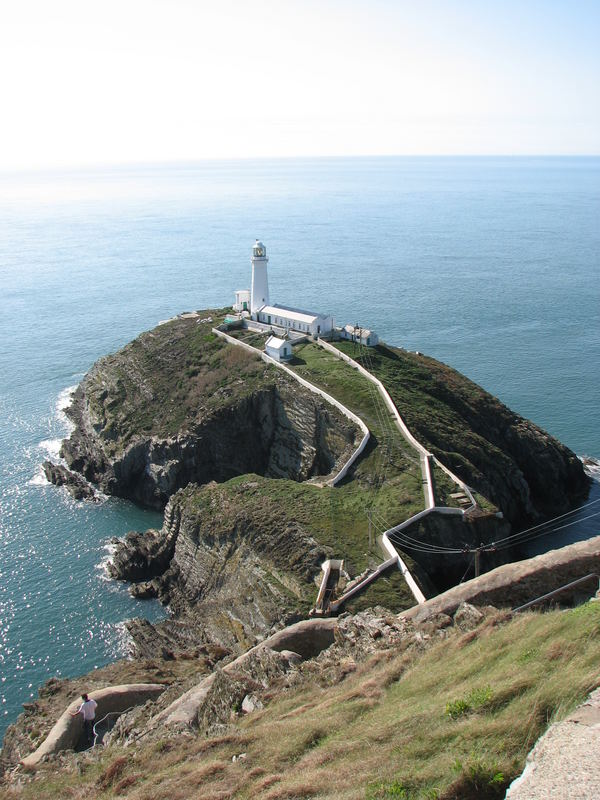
[60,315,359,509]
[345,342,588,527]
[110,481,331,656]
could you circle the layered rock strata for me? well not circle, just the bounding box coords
[111,482,331,655]
[57,316,359,510]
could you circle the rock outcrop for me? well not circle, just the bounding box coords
[58,314,359,510]
[111,482,332,655]
[42,461,97,501]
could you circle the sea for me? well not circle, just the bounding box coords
[0,156,599,740]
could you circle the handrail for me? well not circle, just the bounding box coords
[511,573,599,613]
[92,706,134,747]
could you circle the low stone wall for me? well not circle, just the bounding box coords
[401,535,600,624]
[212,328,370,486]
[21,683,166,768]
[506,687,600,798]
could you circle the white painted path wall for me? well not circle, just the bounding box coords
[212,328,370,486]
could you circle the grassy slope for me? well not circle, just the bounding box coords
[13,602,600,800]
[329,340,580,520]
[289,342,427,529]
[186,475,421,613]
[83,311,280,455]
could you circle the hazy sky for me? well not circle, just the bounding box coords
[1,0,599,168]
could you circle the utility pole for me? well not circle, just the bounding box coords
[462,543,485,579]
[367,510,373,548]
[474,544,484,578]
[475,547,481,578]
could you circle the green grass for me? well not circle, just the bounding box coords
[330,341,572,524]
[13,602,600,799]
[289,343,426,527]
[83,309,280,454]
[184,474,421,607]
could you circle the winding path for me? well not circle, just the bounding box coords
[213,327,479,608]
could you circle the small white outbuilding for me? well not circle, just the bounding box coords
[339,324,379,347]
[233,289,251,312]
[265,335,292,362]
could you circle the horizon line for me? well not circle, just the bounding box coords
[2,152,600,177]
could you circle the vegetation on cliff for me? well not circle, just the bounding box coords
[290,339,586,527]
[4,601,600,799]
[50,312,588,634]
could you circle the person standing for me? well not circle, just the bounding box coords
[70,692,98,747]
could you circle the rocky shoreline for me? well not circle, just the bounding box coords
[38,313,590,660]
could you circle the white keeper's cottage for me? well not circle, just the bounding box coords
[234,241,334,337]
[265,335,292,362]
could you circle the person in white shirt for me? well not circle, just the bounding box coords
[70,692,98,746]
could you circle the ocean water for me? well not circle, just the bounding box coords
[0,157,599,739]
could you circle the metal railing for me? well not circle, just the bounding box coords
[512,573,599,614]
[92,706,134,748]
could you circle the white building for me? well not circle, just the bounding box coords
[234,240,334,336]
[257,304,333,337]
[233,289,250,313]
[339,324,379,347]
[265,335,292,362]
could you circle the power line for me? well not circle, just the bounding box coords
[489,498,600,549]
[492,510,600,551]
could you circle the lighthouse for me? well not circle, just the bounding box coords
[250,240,269,316]
[232,240,335,337]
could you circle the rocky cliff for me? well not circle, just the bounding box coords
[48,314,590,625]
[59,313,360,509]
[110,480,332,657]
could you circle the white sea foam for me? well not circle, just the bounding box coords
[55,384,78,434]
[39,438,62,460]
[28,468,49,487]
[96,539,120,580]
[580,455,600,481]
[56,384,78,413]
[114,621,136,660]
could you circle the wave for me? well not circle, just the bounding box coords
[55,384,78,434]
[581,455,600,481]
[96,539,120,581]
[28,467,49,487]
[39,438,62,460]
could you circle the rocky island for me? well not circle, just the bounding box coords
[40,309,587,652]
[5,307,596,799]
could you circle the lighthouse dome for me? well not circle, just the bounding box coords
[253,240,266,258]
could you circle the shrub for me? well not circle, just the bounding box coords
[440,758,507,799]
[445,685,493,718]
[96,755,129,789]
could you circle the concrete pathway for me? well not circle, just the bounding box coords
[506,687,600,799]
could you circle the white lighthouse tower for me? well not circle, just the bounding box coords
[250,239,269,316]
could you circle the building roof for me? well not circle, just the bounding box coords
[260,304,327,325]
[265,335,289,350]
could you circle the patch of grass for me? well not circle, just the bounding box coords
[445,685,493,718]
[8,605,600,800]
